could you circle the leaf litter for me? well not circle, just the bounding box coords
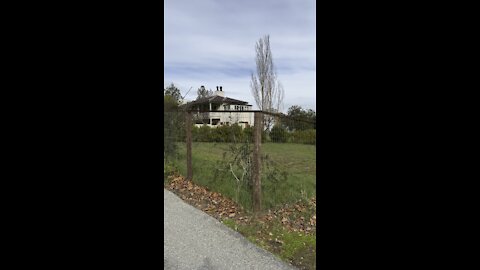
[165,174,316,270]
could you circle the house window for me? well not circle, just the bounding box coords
[212,119,220,125]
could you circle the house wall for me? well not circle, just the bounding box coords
[194,102,254,128]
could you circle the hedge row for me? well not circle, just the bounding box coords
[192,124,264,143]
[288,129,316,145]
[191,124,315,145]
[270,125,316,145]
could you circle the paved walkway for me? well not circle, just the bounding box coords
[164,189,297,270]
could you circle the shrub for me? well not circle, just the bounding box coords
[229,124,244,142]
[243,126,254,142]
[215,125,230,142]
[164,112,183,161]
[262,130,267,143]
[197,125,211,142]
[189,124,270,143]
[290,129,316,145]
[192,126,199,141]
[270,125,288,143]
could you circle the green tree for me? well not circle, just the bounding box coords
[164,83,182,104]
[284,105,316,131]
[164,83,184,163]
[164,95,178,112]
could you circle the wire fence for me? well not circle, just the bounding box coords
[164,110,316,213]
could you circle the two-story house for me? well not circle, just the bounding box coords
[183,86,254,128]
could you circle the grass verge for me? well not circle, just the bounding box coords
[222,217,316,270]
[169,142,316,211]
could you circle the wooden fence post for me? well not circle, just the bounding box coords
[186,111,193,181]
[252,112,263,213]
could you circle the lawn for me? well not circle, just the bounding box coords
[167,142,316,212]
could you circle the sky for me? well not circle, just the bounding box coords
[164,0,316,112]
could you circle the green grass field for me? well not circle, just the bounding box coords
[167,142,316,211]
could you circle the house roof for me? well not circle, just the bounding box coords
[182,95,250,108]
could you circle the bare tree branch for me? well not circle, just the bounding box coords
[250,35,285,130]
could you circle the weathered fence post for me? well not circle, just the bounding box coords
[252,111,263,213]
[186,111,193,181]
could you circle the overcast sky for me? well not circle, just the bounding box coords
[164,0,316,112]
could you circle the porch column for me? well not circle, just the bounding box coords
[209,102,212,125]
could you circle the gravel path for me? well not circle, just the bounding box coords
[164,189,297,270]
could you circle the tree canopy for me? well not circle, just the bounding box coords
[283,105,316,131]
[164,83,182,103]
[164,83,184,161]
[164,83,182,111]
[196,85,213,100]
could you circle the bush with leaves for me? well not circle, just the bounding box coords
[243,126,253,142]
[164,94,184,163]
[229,124,244,143]
[196,125,211,142]
[191,124,250,143]
[290,129,316,145]
[269,124,288,143]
